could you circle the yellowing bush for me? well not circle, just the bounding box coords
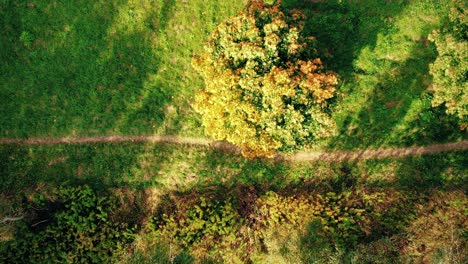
[192,0,338,157]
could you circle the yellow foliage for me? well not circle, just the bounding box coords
[192,0,338,157]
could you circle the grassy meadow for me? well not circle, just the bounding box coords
[1,0,245,138]
[0,0,467,263]
[0,0,465,146]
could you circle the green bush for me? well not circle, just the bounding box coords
[252,190,414,253]
[0,186,134,263]
[252,191,367,251]
[360,190,415,238]
[151,197,247,262]
[299,219,336,264]
[156,198,241,246]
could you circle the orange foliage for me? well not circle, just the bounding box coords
[192,0,338,157]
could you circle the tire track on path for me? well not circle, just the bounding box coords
[1,136,467,162]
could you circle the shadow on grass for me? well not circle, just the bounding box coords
[0,0,178,138]
[281,0,409,72]
[331,44,465,149]
[111,0,179,135]
[282,0,358,73]
[2,141,465,195]
[0,1,22,75]
[1,143,466,262]
[0,144,137,193]
[280,0,465,150]
[340,149,468,191]
[394,150,468,190]
[333,48,435,148]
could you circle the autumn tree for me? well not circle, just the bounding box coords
[429,0,467,130]
[192,0,338,157]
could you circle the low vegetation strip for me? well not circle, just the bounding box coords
[1,136,467,161]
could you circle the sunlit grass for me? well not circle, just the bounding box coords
[0,0,245,138]
[321,0,464,149]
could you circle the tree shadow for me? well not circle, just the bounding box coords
[332,37,466,149]
[280,0,464,150]
[0,0,177,138]
[393,150,468,190]
[282,0,358,72]
[0,141,336,198]
[281,0,408,72]
[1,141,466,261]
[332,48,436,149]
[0,143,140,193]
[328,149,468,191]
[0,1,21,75]
[111,0,179,135]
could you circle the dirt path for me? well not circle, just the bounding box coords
[0,135,213,146]
[289,141,468,162]
[1,136,467,162]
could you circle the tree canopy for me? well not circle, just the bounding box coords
[192,0,338,157]
[429,0,467,130]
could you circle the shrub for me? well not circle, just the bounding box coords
[299,219,338,264]
[250,192,315,263]
[429,0,467,129]
[252,191,313,231]
[402,191,467,263]
[192,0,338,157]
[360,189,415,238]
[251,189,416,250]
[152,197,248,262]
[252,191,368,251]
[311,192,368,249]
[0,186,134,263]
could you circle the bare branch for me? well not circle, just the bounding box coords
[1,216,24,224]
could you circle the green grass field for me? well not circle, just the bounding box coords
[1,0,465,147]
[1,0,467,263]
[0,0,245,138]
